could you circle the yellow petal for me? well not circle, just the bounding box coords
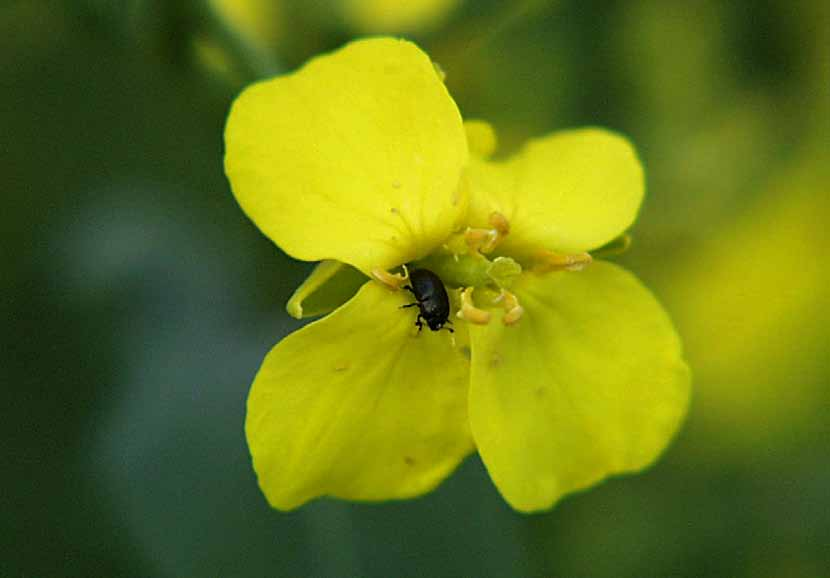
[225,38,468,276]
[247,281,473,510]
[467,128,644,258]
[468,262,690,512]
[464,119,498,158]
[286,260,367,319]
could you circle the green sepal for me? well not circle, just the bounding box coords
[590,233,632,258]
[286,260,368,319]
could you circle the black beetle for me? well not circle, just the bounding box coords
[401,268,453,333]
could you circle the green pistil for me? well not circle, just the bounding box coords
[414,251,522,290]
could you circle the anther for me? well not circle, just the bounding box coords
[489,211,510,236]
[464,211,511,255]
[371,265,409,290]
[533,250,593,273]
[457,287,491,325]
[497,290,524,326]
[464,228,498,254]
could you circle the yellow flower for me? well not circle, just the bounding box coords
[224,38,690,513]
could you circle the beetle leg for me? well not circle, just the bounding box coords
[415,314,424,333]
[400,302,419,309]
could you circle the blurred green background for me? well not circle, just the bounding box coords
[2,0,828,576]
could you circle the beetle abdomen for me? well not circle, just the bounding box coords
[405,268,451,332]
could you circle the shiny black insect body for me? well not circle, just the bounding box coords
[401,268,453,333]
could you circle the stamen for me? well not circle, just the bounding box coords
[498,289,524,326]
[533,250,593,273]
[457,287,491,325]
[464,228,497,254]
[464,211,511,255]
[371,265,409,290]
[489,211,510,236]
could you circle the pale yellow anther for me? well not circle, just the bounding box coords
[457,287,491,325]
[371,266,409,290]
[533,250,593,273]
[464,228,498,254]
[489,211,510,236]
[464,211,511,255]
[497,289,524,326]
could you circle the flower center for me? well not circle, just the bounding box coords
[372,212,593,327]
